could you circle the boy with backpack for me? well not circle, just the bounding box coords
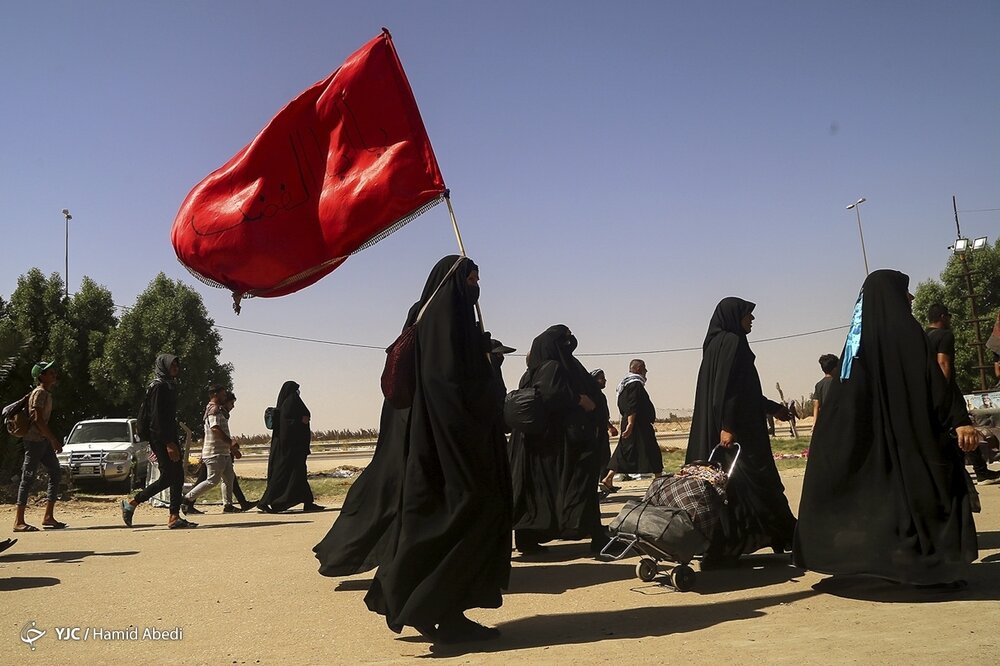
[13,361,65,532]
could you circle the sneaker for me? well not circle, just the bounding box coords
[168,517,198,529]
[222,504,243,513]
[975,468,1000,485]
[181,499,204,515]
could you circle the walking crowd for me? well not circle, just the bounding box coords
[7,256,999,646]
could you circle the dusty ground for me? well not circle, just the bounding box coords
[2,469,999,665]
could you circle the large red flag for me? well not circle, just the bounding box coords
[171,29,445,305]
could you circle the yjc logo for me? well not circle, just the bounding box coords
[21,621,46,651]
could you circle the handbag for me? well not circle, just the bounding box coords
[381,258,465,409]
[504,387,546,433]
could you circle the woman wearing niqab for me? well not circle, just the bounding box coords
[686,297,796,564]
[793,270,978,586]
[314,255,512,643]
[509,325,605,554]
[257,381,321,512]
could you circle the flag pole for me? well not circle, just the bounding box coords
[444,192,485,331]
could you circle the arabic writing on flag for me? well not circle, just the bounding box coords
[171,29,446,303]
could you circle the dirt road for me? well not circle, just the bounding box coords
[2,470,998,664]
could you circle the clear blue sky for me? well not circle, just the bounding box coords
[2,1,998,435]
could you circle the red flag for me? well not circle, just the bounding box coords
[171,29,445,303]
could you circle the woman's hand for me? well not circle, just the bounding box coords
[609,424,619,437]
[719,429,736,447]
[166,442,181,462]
[955,425,980,452]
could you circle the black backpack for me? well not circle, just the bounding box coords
[503,387,546,434]
[135,384,156,440]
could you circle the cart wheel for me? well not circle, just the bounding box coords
[671,564,696,591]
[636,558,658,582]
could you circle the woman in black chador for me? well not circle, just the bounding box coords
[314,255,512,643]
[794,270,979,586]
[509,325,605,554]
[257,381,323,513]
[686,297,795,565]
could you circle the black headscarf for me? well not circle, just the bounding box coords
[794,270,976,584]
[152,353,179,389]
[272,380,300,436]
[527,324,600,399]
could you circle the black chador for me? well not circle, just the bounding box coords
[257,381,316,512]
[686,297,796,562]
[509,325,604,553]
[314,256,511,642]
[794,270,977,585]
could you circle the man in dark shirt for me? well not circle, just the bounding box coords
[927,303,999,484]
[812,354,839,424]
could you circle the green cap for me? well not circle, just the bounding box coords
[31,361,55,380]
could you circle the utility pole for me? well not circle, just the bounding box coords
[952,196,990,391]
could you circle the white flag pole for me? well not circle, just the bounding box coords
[444,192,486,331]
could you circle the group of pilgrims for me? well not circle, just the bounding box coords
[312,256,983,644]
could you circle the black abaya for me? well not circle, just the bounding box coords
[257,381,314,512]
[315,255,511,633]
[509,325,603,547]
[793,270,977,584]
[686,297,796,559]
[608,380,661,475]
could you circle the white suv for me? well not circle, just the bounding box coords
[58,418,150,491]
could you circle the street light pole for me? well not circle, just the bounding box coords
[61,208,72,299]
[845,197,869,275]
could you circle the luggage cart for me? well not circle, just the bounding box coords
[601,444,740,591]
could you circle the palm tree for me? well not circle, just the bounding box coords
[0,328,31,384]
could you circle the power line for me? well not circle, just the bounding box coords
[572,324,849,357]
[214,324,385,350]
[957,208,1000,213]
[112,303,847,357]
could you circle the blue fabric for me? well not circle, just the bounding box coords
[841,293,864,380]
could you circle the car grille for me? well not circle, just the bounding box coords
[69,452,105,464]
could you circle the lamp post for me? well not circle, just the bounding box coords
[61,208,72,299]
[845,197,869,275]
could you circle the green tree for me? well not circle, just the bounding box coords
[2,271,117,434]
[913,239,1000,392]
[93,273,232,436]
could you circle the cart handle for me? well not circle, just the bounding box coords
[709,442,740,478]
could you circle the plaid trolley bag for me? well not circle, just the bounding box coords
[602,443,740,591]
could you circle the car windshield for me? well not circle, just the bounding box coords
[68,422,131,444]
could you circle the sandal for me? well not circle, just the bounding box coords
[42,520,67,530]
[13,524,39,533]
[600,480,621,493]
[0,538,16,554]
[168,518,198,529]
[121,499,136,527]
